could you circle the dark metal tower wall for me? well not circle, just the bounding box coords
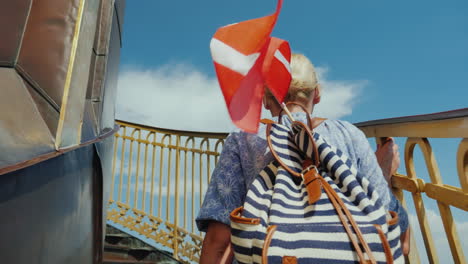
[0,0,126,263]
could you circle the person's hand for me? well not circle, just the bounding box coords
[375,137,400,187]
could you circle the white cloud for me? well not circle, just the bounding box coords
[116,63,367,132]
[409,209,468,263]
[116,64,233,132]
[313,67,367,119]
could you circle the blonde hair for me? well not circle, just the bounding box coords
[266,53,319,105]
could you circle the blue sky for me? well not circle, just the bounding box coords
[118,0,467,124]
[114,1,467,262]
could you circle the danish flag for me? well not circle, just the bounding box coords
[210,0,291,133]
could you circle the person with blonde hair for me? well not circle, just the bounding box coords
[197,53,409,263]
[263,53,321,118]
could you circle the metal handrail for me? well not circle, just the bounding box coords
[107,120,227,262]
[355,108,468,264]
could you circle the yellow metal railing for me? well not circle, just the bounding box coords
[108,109,468,263]
[107,120,227,262]
[357,108,468,264]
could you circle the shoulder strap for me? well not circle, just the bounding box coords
[260,118,276,125]
[319,176,377,264]
[260,117,326,129]
[310,117,326,130]
[262,117,326,178]
[265,118,377,264]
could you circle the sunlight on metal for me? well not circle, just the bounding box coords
[107,120,227,262]
[108,115,467,263]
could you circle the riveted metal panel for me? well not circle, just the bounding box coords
[17,0,81,108]
[0,0,31,66]
[55,0,100,149]
[0,68,54,169]
[0,145,98,264]
[99,8,121,133]
[25,82,60,136]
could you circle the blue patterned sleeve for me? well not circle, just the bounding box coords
[389,195,409,232]
[196,133,247,232]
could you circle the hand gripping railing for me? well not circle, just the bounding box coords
[356,108,468,264]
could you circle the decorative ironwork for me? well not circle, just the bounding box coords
[107,120,227,263]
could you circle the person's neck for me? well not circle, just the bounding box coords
[271,105,313,117]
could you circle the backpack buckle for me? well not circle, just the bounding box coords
[301,164,318,177]
[301,165,322,204]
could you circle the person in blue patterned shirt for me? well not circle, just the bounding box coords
[197,54,410,263]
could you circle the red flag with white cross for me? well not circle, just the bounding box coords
[210,0,291,133]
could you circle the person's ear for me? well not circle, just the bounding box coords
[313,84,321,104]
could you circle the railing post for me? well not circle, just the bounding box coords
[118,126,127,202]
[110,131,119,201]
[405,138,439,263]
[173,135,181,259]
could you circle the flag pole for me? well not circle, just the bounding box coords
[280,102,295,121]
[267,87,295,122]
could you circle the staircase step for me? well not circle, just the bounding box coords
[103,260,155,263]
[106,233,132,245]
[104,224,182,263]
[103,251,179,264]
[103,252,156,263]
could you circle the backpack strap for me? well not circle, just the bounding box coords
[260,118,276,125]
[310,117,326,130]
[265,117,378,264]
[298,122,378,264]
[320,176,378,264]
[260,117,326,130]
[263,117,325,178]
[265,120,324,203]
[278,102,313,125]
